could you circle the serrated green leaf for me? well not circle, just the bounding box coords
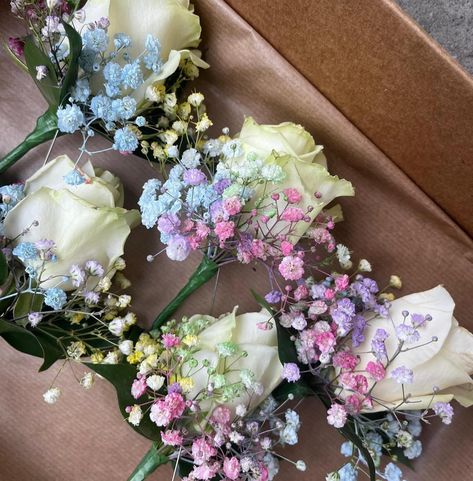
[127,443,169,481]
[0,250,8,285]
[24,36,61,108]
[86,362,163,441]
[60,22,82,103]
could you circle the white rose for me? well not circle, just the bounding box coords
[346,286,473,411]
[3,157,139,290]
[233,117,354,242]
[24,155,124,207]
[185,308,282,414]
[80,0,209,105]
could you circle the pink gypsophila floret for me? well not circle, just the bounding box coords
[131,376,147,399]
[191,437,217,466]
[279,255,305,281]
[281,206,305,223]
[283,188,303,204]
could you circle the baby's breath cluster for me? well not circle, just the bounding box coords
[122,312,305,481]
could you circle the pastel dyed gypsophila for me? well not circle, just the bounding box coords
[120,311,304,480]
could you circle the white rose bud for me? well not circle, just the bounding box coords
[233,117,354,243]
[77,0,208,105]
[3,155,139,290]
[184,308,283,415]
[338,286,473,412]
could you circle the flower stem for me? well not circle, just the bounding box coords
[127,442,169,481]
[0,110,60,174]
[151,255,219,333]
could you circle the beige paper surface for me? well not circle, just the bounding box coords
[0,1,472,480]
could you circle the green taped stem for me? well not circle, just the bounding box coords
[0,110,60,174]
[151,255,219,332]
[127,443,169,481]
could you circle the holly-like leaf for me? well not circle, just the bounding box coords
[127,443,169,481]
[87,362,163,441]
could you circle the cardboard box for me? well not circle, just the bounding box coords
[0,1,472,479]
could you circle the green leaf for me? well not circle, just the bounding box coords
[172,458,194,479]
[151,255,219,333]
[0,109,60,174]
[3,41,29,73]
[0,275,16,315]
[24,35,61,108]
[272,379,314,402]
[0,317,66,370]
[314,391,377,481]
[86,363,163,441]
[339,420,377,481]
[0,250,8,285]
[34,328,65,371]
[0,317,43,358]
[252,290,299,365]
[127,443,169,481]
[60,22,82,103]
[13,291,44,326]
